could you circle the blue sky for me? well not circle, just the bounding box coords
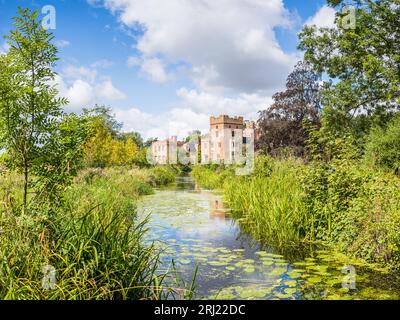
[0,0,334,139]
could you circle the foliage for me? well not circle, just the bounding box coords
[299,0,400,137]
[82,105,122,139]
[224,157,306,246]
[83,116,143,168]
[191,165,235,190]
[148,166,178,186]
[257,61,321,157]
[192,153,400,268]
[364,113,400,173]
[0,168,189,299]
[0,8,72,211]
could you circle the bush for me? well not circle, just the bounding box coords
[0,168,184,299]
[191,154,400,268]
[224,158,305,246]
[191,165,234,190]
[364,114,400,173]
[148,166,177,186]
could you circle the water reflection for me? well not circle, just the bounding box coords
[137,176,400,300]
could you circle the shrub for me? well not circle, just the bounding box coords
[0,168,187,299]
[364,113,400,173]
[148,166,177,186]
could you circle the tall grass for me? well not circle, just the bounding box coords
[0,166,193,299]
[192,156,400,268]
[224,159,307,246]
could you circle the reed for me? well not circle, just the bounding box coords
[223,158,307,246]
[192,156,400,268]
[0,166,192,300]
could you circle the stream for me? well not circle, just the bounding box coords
[137,176,399,300]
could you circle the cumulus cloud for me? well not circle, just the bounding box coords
[86,0,301,139]
[115,106,210,140]
[97,79,127,100]
[91,59,114,68]
[176,88,272,121]
[53,63,126,112]
[114,88,272,140]
[55,40,71,48]
[127,56,169,83]
[89,0,298,94]
[305,5,336,29]
[0,43,10,55]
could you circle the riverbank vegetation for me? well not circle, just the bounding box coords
[192,0,400,270]
[0,167,180,299]
[0,8,189,300]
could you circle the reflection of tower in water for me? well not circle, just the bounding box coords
[209,197,227,220]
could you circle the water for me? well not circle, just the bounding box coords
[137,176,400,300]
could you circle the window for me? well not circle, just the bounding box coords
[216,125,218,129]
[218,142,222,148]
[216,131,219,138]
[243,137,247,144]
[232,131,235,137]
[229,125,231,128]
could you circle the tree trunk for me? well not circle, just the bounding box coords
[23,160,28,214]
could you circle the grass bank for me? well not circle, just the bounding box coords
[191,157,400,269]
[0,165,190,300]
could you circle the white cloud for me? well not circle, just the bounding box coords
[87,0,296,139]
[305,5,336,29]
[55,40,71,48]
[115,106,210,140]
[91,59,114,68]
[114,87,272,140]
[127,56,141,67]
[97,79,127,100]
[67,79,96,109]
[177,88,272,121]
[0,43,10,55]
[127,56,169,83]
[89,0,298,93]
[53,64,126,112]
[63,65,98,83]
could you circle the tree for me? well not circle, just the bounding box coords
[0,8,67,212]
[364,112,400,174]
[257,61,321,157]
[144,138,158,148]
[33,114,90,203]
[120,131,144,148]
[83,117,112,168]
[83,105,122,138]
[299,0,400,136]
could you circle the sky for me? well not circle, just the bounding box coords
[0,0,336,140]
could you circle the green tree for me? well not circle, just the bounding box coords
[33,114,90,203]
[364,112,400,173]
[83,105,122,138]
[257,61,321,157]
[120,131,144,148]
[299,0,400,136]
[0,8,67,212]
